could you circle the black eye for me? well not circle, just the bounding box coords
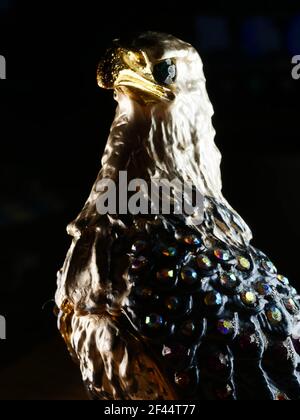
[153,59,176,85]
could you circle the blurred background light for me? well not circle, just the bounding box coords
[195,16,231,52]
[0,0,13,11]
[287,15,300,55]
[241,16,282,56]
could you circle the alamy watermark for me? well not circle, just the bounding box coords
[0,55,6,79]
[0,315,6,340]
[292,55,300,80]
[96,172,204,225]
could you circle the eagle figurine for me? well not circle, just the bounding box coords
[55,32,300,400]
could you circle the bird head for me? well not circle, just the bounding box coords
[96,32,216,195]
[97,32,205,106]
[95,32,252,246]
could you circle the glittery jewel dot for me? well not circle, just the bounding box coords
[180,266,198,285]
[214,249,231,262]
[131,256,148,271]
[183,235,202,246]
[217,319,234,335]
[156,268,175,281]
[261,259,277,274]
[241,291,257,306]
[277,274,289,286]
[165,296,181,312]
[131,240,148,254]
[176,231,202,246]
[197,254,213,270]
[161,246,177,257]
[204,291,223,307]
[145,314,164,330]
[284,298,299,314]
[237,256,251,271]
[174,372,190,388]
[256,281,273,296]
[267,307,282,325]
[220,272,238,290]
[180,320,196,337]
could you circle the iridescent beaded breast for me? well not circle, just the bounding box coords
[109,217,300,400]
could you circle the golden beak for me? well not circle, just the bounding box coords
[97,48,175,103]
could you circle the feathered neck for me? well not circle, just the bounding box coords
[74,90,252,248]
[101,90,222,198]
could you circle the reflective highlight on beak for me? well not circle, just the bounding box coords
[97,48,175,103]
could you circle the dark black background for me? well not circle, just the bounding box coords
[0,0,300,399]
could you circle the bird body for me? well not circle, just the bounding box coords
[56,32,300,400]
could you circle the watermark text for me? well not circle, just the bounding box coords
[0,315,6,340]
[0,55,6,79]
[96,172,204,225]
[292,55,300,80]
